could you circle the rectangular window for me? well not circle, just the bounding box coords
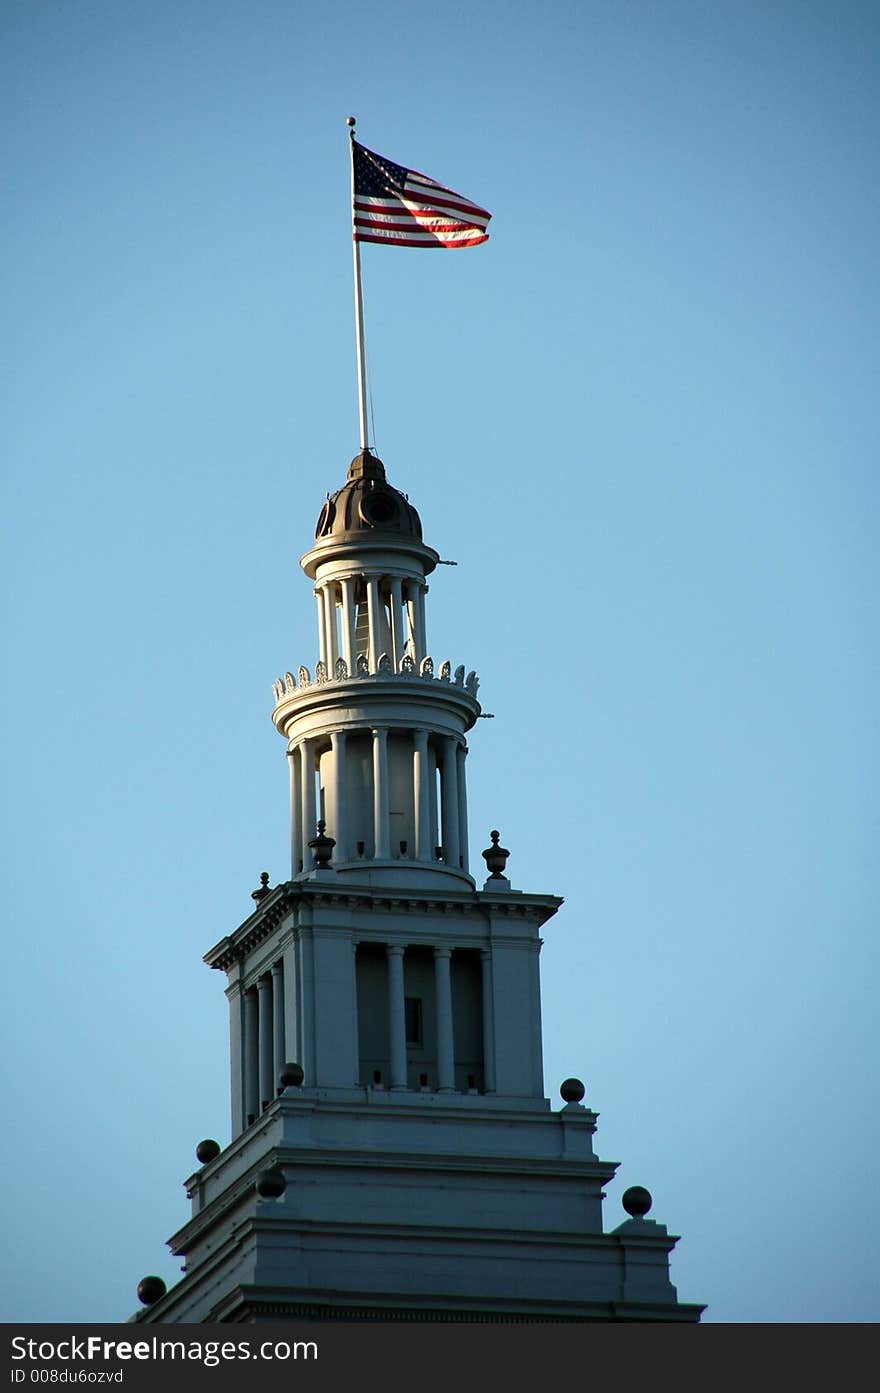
[404,997,423,1045]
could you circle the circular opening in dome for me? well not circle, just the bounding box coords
[359,491,399,527]
[315,499,336,537]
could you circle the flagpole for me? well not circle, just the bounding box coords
[347,116,369,452]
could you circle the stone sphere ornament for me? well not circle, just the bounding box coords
[622,1185,653,1219]
[195,1139,221,1165]
[279,1062,305,1088]
[256,1166,287,1199]
[559,1077,586,1104]
[137,1276,166,1306]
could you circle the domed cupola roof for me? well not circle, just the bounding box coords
[314,450,423,542]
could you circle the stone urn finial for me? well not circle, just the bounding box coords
[308,820,336,868]
[251,871,270,905]
[482,830,510,879]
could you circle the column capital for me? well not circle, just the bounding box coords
[386,943,406,959]
[433,944,452,961]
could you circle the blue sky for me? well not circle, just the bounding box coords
[2,0,877,1323]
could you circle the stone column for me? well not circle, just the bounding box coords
[372,727,390,858]
[480,947,496,1093]
[416,582,428,663]
[456,743,469,873]
[389,576,404,668]
[341,578,356,674]
[243,987,259,1124]
[300,738,316,868]
[282,934,299,1084]
[434,946,455,1092]
[258,973,273,1109]
[404,582,419,663]
[322,584,339,671]
[428,742,438,857]
[386,944,407,1090]
[413,730,431,860]
[271,961,285,1093]
[366,576,381,672]
[315,590,326,669]
[227,974,244,1136]
[330,729,347,861]
[298,929,314,1085]
[288,745,302,875]
[440,736,460,868]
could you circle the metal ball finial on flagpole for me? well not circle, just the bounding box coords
[347,116,369,452]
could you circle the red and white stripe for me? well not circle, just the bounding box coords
[354,171,491,249]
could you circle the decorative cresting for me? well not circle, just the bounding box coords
[272,655,480,707]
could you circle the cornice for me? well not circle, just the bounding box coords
[203,884,291,971]
[207,1287,704,1322]
[272,1145,615,1184]
[205,880,564,971]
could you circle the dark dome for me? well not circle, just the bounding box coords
[315,451,423,542]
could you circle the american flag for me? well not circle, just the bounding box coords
[352,140,491,249]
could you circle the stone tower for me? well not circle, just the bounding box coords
[133,448,703,1323]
